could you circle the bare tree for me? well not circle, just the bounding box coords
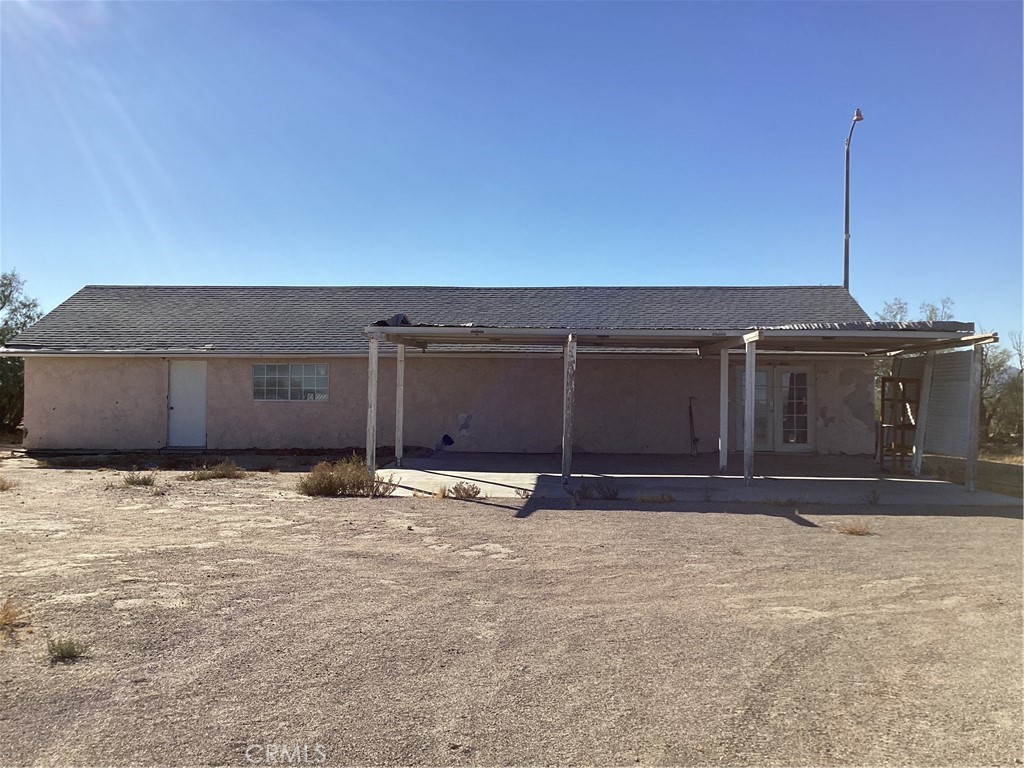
[989,330,1023,443]
[0,270,42,432]
[877,297,909,323]
[876,296,1020,446]
[1010,330,1023,370]
[918,297,955,322]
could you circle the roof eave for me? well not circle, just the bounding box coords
[363,325,997,357]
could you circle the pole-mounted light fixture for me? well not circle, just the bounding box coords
[844,108,864,290]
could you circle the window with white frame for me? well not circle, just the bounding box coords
[252,363,328,401]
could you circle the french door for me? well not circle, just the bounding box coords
[736,366,815,451]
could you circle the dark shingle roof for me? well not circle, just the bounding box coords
[9,285,872,354]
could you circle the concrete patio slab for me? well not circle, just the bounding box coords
[383,452,1022,507]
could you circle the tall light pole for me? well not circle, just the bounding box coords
[844,108,864,291]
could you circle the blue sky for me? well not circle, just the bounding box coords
[2,1,1021,340]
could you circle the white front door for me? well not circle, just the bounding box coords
[168,361,207,447]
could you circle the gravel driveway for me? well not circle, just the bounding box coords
[1,459,1020,766]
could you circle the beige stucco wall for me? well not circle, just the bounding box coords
[812,359,876,454]
[396,356,563,453]
[22,353,876,455]
[206,357,367,450]
[23,357,169,450]
[207,355,566,451]
[574,356,720,454]
[391,355,720,454]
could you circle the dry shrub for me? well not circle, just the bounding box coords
[123,468,156,487]
[449,481,481,500]
[0,597,28,636]
[514,488,531,499]
[595,479,619,500]
[187,460,246,481]
[47,637,88,664]
[433,485,448,500]
[571,483,594,501]
[766,497,801,508]
[259,464,281,474]
[838,521,873,536]
[296,457,396,497]
[636,491,676,503]
[0,477,14,492]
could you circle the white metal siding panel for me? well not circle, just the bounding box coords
[896,356,926,380]
[900,351,972,457]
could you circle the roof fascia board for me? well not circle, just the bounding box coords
[0,347,877,360]
[366,326,756,340]
[366,325,973,342]
[763,329,968,341]
[0,350,372,358]
[885,333,999,357]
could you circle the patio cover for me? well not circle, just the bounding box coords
[362,319,996,489]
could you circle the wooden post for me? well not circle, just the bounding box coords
[910,352,934,477]
[395,343,405,468]
[561,334,577,484]
[743,337,756,485]
[366,335,379,472]
[719,350,729,472]
[965,343,983,492]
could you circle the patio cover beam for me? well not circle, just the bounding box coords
[366,334,380,472]
[719,350,729,471]
[701,335,745,355]
[562,334,578,484]
[965,342,983,491]
[742,331,760,485]
[886,333,998,357]
[364,324,982,358]
[395,343,405,468]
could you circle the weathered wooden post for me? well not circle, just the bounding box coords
[561,333,577,484]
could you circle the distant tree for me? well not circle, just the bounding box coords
[877,297,909,323]
[989,330,1023,444]
[0,271,42,432]
[978,341,1013,441]
[876,296,955,324]
[876,296,1020,446]
[918,297,955,322]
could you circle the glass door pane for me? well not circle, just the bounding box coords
[779,371,809,445]
[739,370,772,450]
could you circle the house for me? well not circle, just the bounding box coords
[2,284,992,484]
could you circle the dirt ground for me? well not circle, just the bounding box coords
[923,451,1023,498]
[0,457,1021,767]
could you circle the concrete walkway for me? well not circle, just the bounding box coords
[382,452,1022,508]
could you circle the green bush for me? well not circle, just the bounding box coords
[47,636,88,664]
